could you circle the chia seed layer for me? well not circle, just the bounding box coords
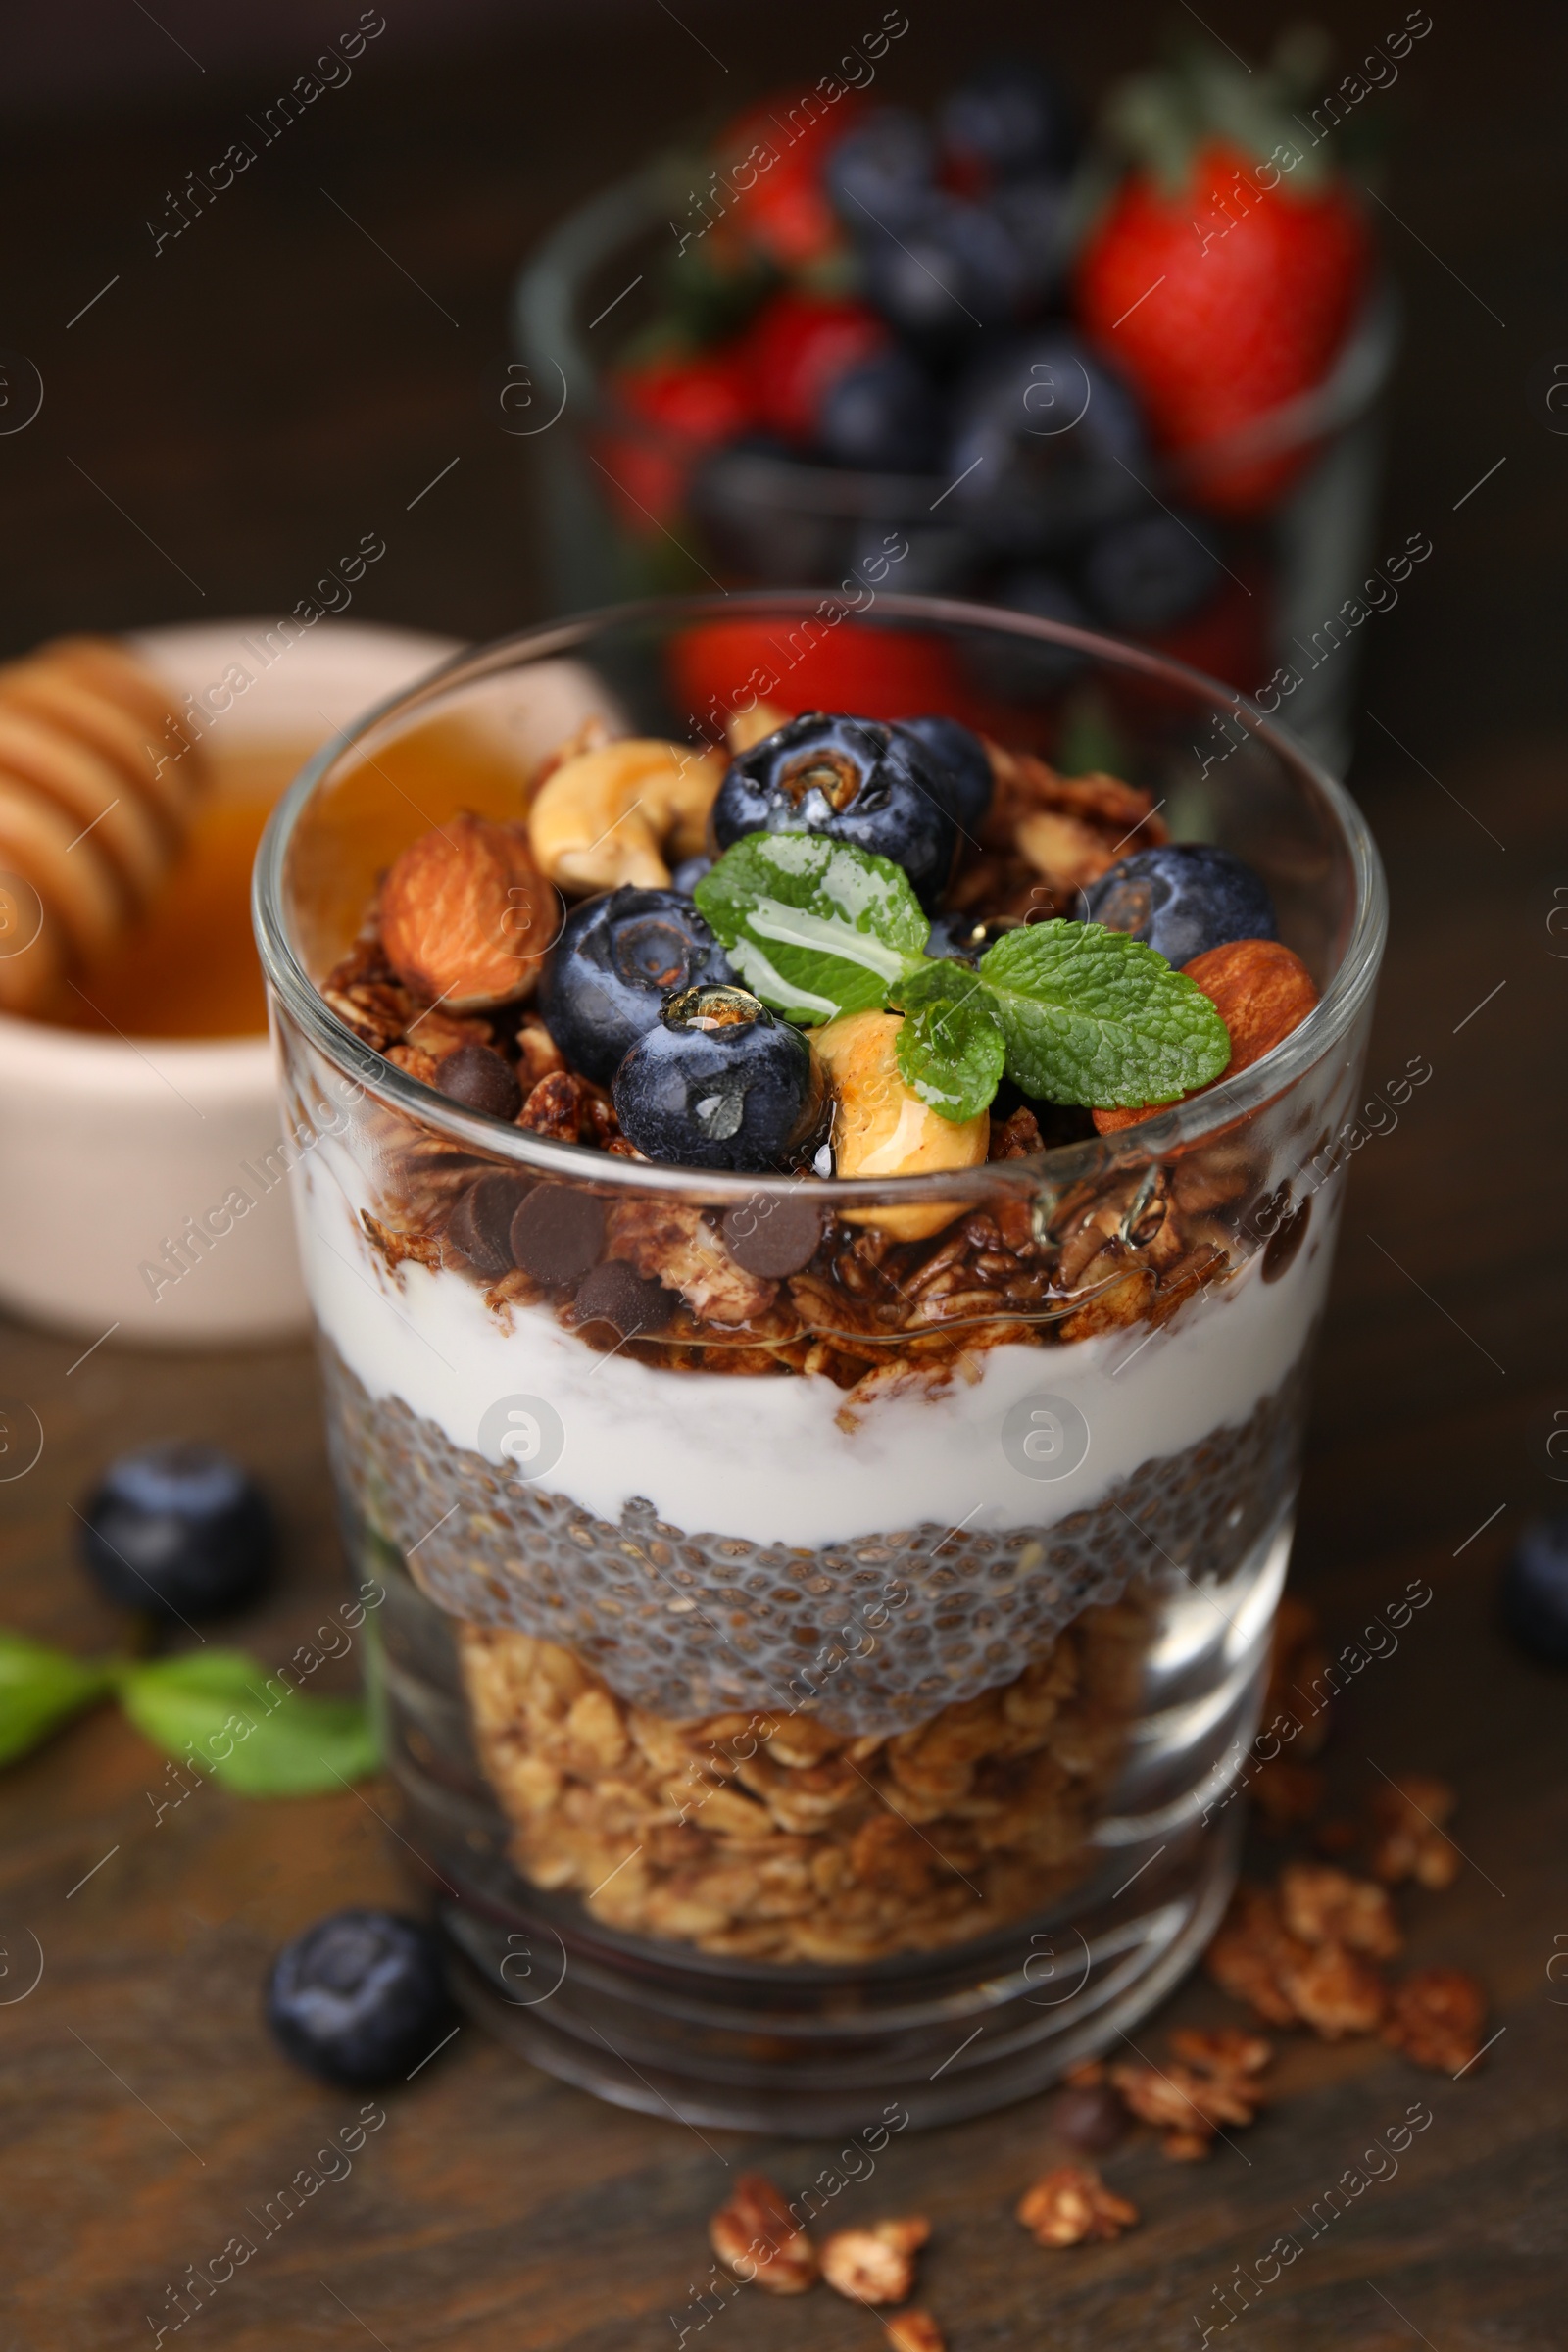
[320,1337,1307,1737]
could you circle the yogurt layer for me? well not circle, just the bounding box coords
[295,1156,1335,1551]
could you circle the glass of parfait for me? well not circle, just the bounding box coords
[254,590,1384,2132]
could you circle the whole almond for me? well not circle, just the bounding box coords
[1093,937,1318,1135]
[379,813,555,1010]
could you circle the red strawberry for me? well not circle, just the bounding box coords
[597,346,756,528]
[669,618,974,731]
[1076,55,1369,514]
[740,289,888,446]
[715,87,868,272]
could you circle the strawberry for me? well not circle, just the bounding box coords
[715,87,869,273]
[597,346,756,529]
[740,289,888,445]
[1075,45,1370,514]
[669,618,974,731]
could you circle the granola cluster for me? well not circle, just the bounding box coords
[709,2171,939,2345]
[456,1595,1147,1964]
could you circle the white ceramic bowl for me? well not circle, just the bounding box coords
[0,619,460,1346]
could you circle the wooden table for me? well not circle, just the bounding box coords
[3,5,1566,2345]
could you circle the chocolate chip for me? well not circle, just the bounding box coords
[449,1171,529,1277]
[510,1184,605,1286]
[1262,1195,1310,1284]
[1047,2082,1128,2154]
[434,1042,522,1123]
[721,1192,824,1277]
[574,1258,671,1340]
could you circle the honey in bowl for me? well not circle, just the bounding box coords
[59,719,550,1040]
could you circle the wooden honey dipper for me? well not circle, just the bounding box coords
[0,636,209,1016]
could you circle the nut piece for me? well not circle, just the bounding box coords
[821,2217,930,2305]
[710,2172,817,2294]
[380,812,554,1009]
[1093,937,1319,1136]
[1277,1939,1388,2038]
[886,2312,946,2352]
[1016,2164,1139,2247]
[1382,1968,1487,2072]
[1280,1862,1402,1959]
[527,737,726,892]
[815,1009,989,1244]
[1183,937,1319,1076]
[1369,1774,1460,1888]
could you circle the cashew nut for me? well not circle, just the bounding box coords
[527,738,726,894]
[814,1009,989,1242]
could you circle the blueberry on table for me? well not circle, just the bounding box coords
[1501,1518,1568,1665]
[612,984,817,1172]
[538,886,732,1088]
[895,715,993,836]
[268,1909,451,2087]
[1082,511,1223,635]
[77,1444,274,1619]
[712,712,957,908]
[1080,843,1278,969]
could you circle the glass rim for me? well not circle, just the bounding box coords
[252,587,1388,1210]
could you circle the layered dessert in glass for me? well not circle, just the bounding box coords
[254,593,1384,2130]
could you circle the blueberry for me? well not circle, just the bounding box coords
[670,854,712,896]
[612,985,818,1172]
[947,334,1147,551]
[712,711,957,907]
[1082,511,1223,635]
[825,107,933,228]
[1080,844,1279,969]
[969,569,1092,699]
[895,715,993,836]
[924,911,1012,964]
[859,191,1027,348]
[538,887,732,1088]
[78,1444,274,1619]
[1501,1518,1568,1665]
[267,1909,451,2087]
[817,349,945,472]
[938,57,1078,182]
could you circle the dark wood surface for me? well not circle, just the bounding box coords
[3,5,1567,2345]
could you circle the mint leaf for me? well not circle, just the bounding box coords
[119,1650,380,1797]
[979,921,1232,1107]
[695,833,928,1024]
[0,1633,113,1769]
[890,961,1006,1123]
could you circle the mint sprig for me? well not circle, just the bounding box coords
[0,1630,379,1795]
[696,832,1233,1119]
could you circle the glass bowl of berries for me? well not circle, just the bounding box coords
[513,40,1399,776]
[254,587,1385,2132]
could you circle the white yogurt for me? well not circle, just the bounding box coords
[294,1148,1336,1549]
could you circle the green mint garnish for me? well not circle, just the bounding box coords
[0,1629,379,1795]
[889,959,1006,1123]
[695,833,1232,1120]
[119,1651,380,1797]
[695,833,928,1024]
[0,1632,113,1768]
[978,921,1231,1108]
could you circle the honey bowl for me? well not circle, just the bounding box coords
[0,619,460,1344]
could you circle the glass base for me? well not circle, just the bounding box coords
[439,1814,1240,2133]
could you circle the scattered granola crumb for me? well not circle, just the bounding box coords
[709,2172,817,2294]
[1162,2130,1213,2162]
[1369,1774,1461,1889]
[1276,1938,1388,2038]
[1280,1862,1402,1959]
[1382,1968,1487,2073]
[885,2310,946,2352]
[1167,2027,1273,2077]
[1204,1883,1310,2028]
[1252,1757,1327,1833]
[821,2219,930,2306]
[1016,2164,1139,2247]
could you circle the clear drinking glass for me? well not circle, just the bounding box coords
[254,591,1385,2132]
